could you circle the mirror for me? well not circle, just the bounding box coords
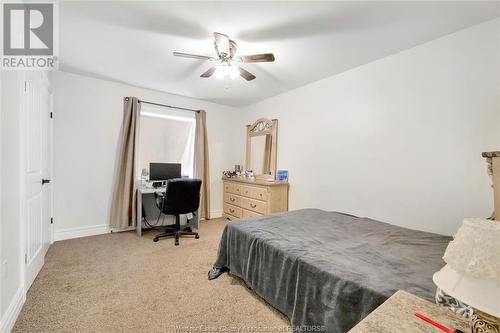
[246,118,278,181]
[249,134,272,175]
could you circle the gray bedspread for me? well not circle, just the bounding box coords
[212,209,451,332]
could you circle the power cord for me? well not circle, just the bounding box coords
[142,211,165,230]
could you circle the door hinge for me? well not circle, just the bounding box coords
[50,112,53,119]
[24,81,27,92]
[24,253,27,264]
[50,217,53,224]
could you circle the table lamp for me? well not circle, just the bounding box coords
[433,218,500,333]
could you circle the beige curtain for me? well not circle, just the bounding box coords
[194,110,210,219]
[110,97,140,229]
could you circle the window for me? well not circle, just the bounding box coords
[139,104,195,178]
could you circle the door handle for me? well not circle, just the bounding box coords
[41,179,51,185]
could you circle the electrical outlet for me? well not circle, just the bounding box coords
[2,260,7,280]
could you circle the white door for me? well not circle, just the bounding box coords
[24,72,52,290]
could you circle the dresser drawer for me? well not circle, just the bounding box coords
[233,184,244,196]
[238,185,268,201]
[239,185,252,197]
[240,197,266,214]
[224,182,237,194]
[249,187,268,201]
[242,209,263,219]
[224,193,241,206]
[224,203,242,218]
[225,214,238,221]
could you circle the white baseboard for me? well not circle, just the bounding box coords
[55,211,223,241]
[0,287,24,333]
[209,210,223,219]
[54,224,110,241]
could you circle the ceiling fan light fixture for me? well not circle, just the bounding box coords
[214,64,239,80]
[228,65,239,79]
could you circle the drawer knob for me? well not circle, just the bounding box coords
[259,193,262,197]
[230,209,234,213]
[250,203,257,208]
[230,198,235,202]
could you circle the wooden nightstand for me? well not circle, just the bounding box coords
[349,290,469,333]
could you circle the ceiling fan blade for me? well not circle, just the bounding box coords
[214,32,230,56]
[240,53,275,63]
[173,52,214,60]
[200,67,217,78]
[238,67,256,81]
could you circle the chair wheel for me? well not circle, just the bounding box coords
[195,235,200,239]
[175,240,179,246]
[153,237,159,242]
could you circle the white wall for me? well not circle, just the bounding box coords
[52,71,240,240]
[50,19,500,239]
[242,19,500,235]
[0,71,24,332]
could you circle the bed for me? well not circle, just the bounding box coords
[209,209,451,332]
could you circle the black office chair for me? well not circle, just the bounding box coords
[153,178,202,245]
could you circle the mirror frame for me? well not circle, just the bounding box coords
[245,118,278,181]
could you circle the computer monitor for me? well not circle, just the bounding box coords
[149,163,181,181]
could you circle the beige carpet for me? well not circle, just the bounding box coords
[13,219,288,333]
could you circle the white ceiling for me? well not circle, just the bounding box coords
[60,1,499,107]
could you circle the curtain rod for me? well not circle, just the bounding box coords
[137,99,201,113]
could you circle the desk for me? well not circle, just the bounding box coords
[136,183,199,237]
[136,184,166,236]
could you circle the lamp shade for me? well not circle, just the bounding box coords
[433,218,500,317]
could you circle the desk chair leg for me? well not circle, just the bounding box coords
[173,215,199,245]
[172,213,200,245]
[180,230,199,238]
[153,228,175,242]
[153,215,200,245]
[172,230,199,245]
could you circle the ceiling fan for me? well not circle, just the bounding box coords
[173,32,275,81]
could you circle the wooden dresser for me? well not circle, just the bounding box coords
[222,177,289,220]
